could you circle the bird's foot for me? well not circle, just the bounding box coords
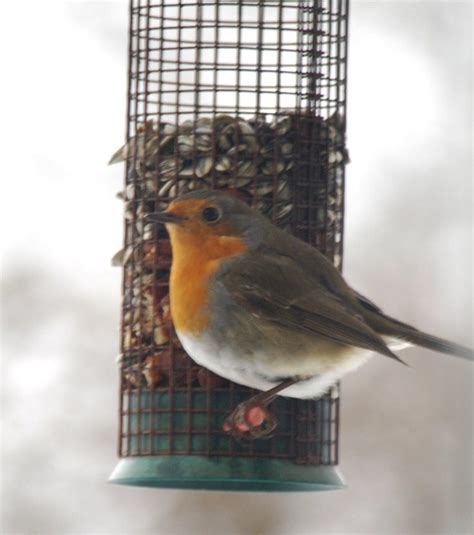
[223,402,277,439]
[222,378,303,439]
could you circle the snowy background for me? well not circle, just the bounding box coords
[1,1,472,534]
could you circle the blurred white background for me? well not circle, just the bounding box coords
[0,1,472,534]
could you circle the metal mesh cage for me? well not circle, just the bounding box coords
[113,0,349,479]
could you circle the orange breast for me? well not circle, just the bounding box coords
[168,227,246,335]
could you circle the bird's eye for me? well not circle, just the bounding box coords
[202,206,221,223]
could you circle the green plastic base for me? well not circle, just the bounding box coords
[109,456,345,492]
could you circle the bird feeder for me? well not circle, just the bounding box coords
[109,0,349,491]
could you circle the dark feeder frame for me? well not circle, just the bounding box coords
[110,0,349,491]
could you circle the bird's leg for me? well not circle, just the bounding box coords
[223,377,301,439]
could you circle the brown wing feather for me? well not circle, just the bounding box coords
[219,252,405,363]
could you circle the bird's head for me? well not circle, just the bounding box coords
[147,190,266,254]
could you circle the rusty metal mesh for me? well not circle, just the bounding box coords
[114,0,349,465]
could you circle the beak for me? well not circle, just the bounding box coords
[146,211,187,224]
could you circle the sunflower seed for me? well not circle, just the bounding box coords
[124,202,134,220]
[125,184,136,200]
[215,155,232,171]
[159,159,181,179]
[255,182,274,196]
[177,134,194,158]
[143,224,154,240]
[109,145,127,165]
[273,116,291,136]
[262,159,285,175]
[122,247,134,266]
[227,144,248,157]
[236,160,257,177]
[159,180,177,198]
[195,134,212,152]
[111,248,125,267]
[196,156,213,178]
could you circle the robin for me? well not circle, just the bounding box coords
[148,190,473,438]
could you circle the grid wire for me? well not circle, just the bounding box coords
[118,0,349,465]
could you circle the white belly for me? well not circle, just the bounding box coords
[177,331,408,399]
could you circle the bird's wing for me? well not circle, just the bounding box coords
[218,252,404,362]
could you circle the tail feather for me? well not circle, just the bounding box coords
[361,309,473,361]
[395,329,473,360]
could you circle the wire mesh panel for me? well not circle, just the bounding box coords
[113,0,349,474]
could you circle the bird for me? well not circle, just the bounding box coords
[148,190,473,438]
